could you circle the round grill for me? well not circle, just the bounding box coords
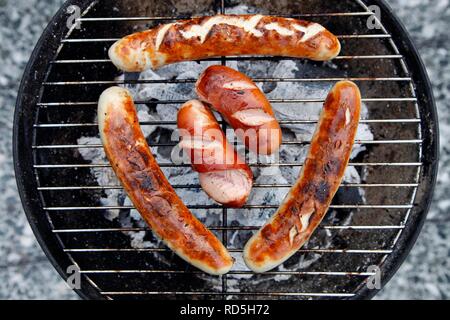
[14,0,438,300]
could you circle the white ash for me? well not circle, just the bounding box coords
[77,4,373,288]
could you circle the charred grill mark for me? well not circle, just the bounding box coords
[302,181,315,195]
[323,157,342,176]
[137,147,150,165]
[315,181,331,204]
[117,131,132,147]
[261,224,276,244]
[161,33,173,49]
[206,29,215,41]
[288,200,302,217]
[137,172,160,192]
[148,195,173,217]
[126,152,146,171]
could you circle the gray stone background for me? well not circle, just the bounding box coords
[0,0,448,299]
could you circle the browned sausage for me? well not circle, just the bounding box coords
[243,81,361,273]
[98,87,233,275]
[109,15,341,72]
[196,65,282,155]
[177,100,253,207]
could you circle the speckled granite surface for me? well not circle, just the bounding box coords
[0,0,448,300]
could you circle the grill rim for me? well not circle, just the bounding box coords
[347,0,439,300]
[13,0,439,300]
[13,0,105,300]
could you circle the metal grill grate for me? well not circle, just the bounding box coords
[19,0,438,300]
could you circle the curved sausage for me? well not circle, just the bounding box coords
[177,100,253,208]
[98,87,233,275]
[109,15,341,72]
[196,65,282,155]
[243,81,361,273]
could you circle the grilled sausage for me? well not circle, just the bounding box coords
[98,87,233,275]
[177,100,253,207]
[109,15,341,72]
[243,81,361,273]
[196,65,282,155]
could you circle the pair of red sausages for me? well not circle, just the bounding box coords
[177,65,282,208]
[99,15,360,275]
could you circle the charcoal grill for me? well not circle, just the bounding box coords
[14,0,439,300]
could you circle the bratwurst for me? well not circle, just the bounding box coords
[98,87,233,275]
[109,15,341,72]
[243,81,361,273]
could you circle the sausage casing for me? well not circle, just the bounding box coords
[98,87,233,275]
[196,65,282,155]
[109,15,341,72]
[177,100,253,207]
[243,81,361,273]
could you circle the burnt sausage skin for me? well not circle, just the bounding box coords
[177,100,253,207]
[98,87,233,275]
[243,81,361,273]
[196,65,282,155]
[109,15,341,72]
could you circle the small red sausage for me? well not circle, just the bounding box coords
[98,87,233,275]
[243,81,361,273]
[196,65,282,155]
[177,100,253,208]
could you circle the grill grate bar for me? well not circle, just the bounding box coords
[33,162,423,169]
[36,98,414,107]
[43,77,412,86]
[337,34,391,38]
[219,0,228,297]
[31,140,423,149]
[37,183,419,191]
[80,270,375,276]
[64,248,393,254]
[51,225,404,233]
[40,77,412,85]
[32,119,421,128]
[43,204,414,211]
[59,34,392,43]
[50,55,403,64]
[98,291,355,297]
[76,12,375,22]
